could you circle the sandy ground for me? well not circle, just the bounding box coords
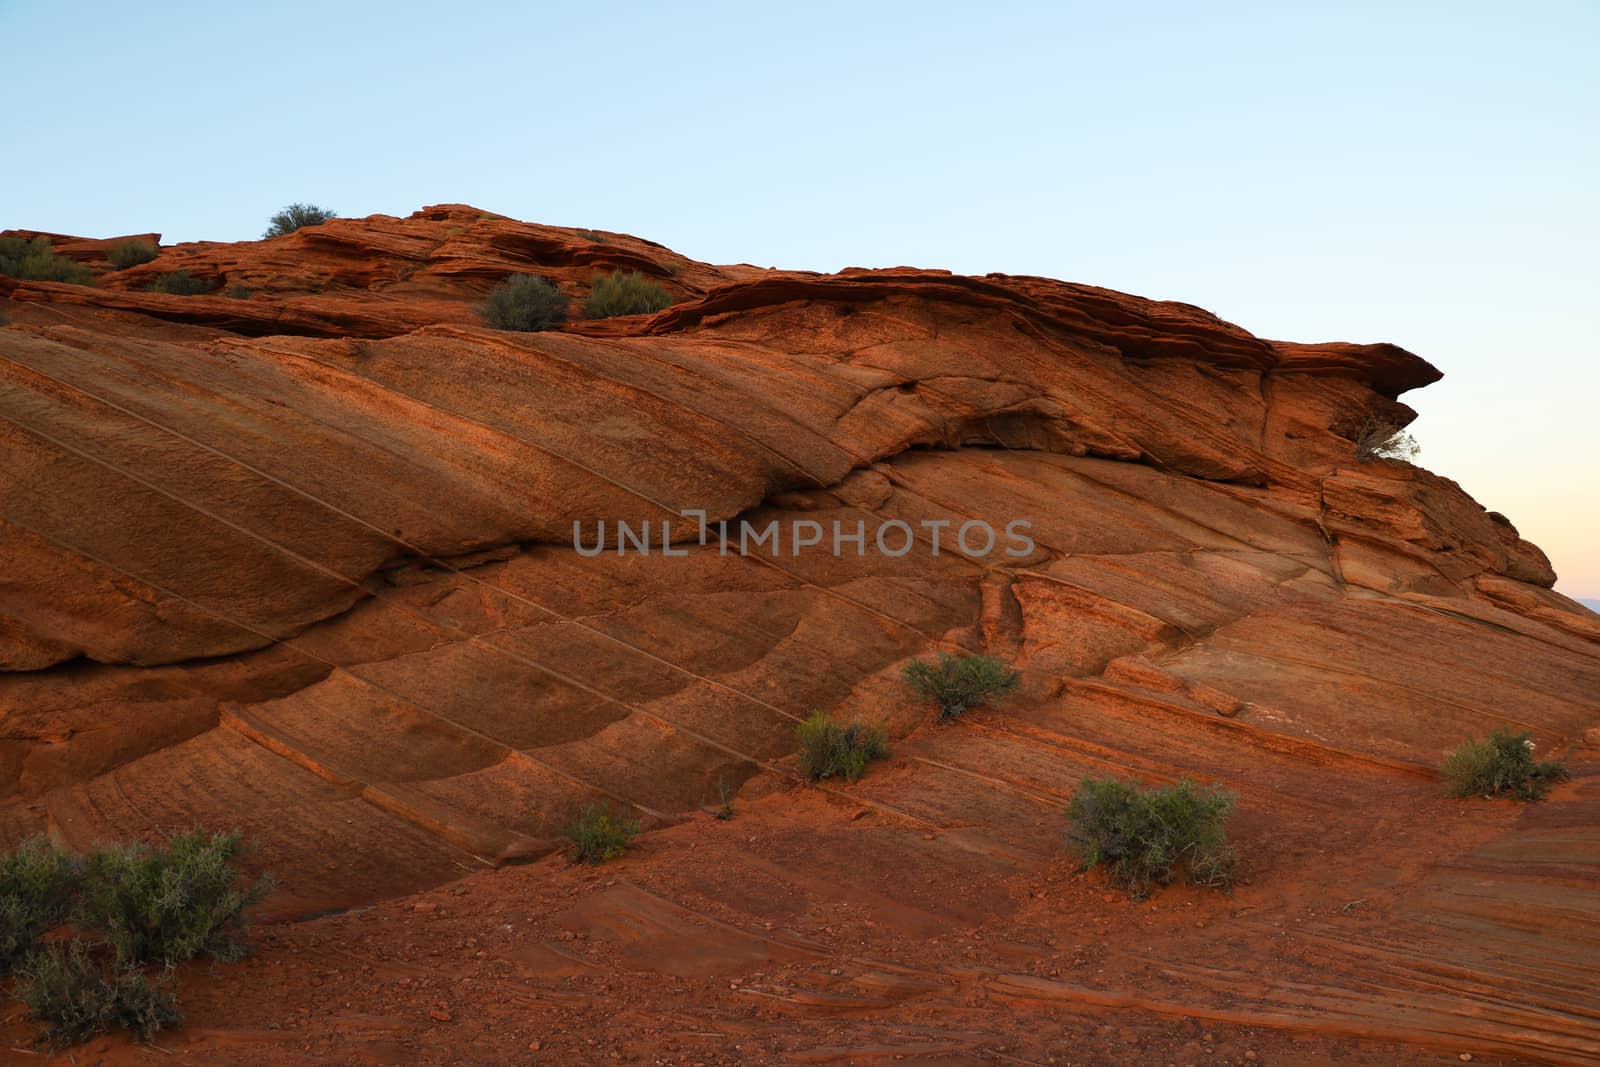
[4,716,1592,1066]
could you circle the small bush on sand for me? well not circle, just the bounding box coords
[582,270,672,318]
[480,274,568,332]
[227,283,253,300]
[1066,777,1236,899]
[902,652,1020,721]
[0,837,81,973]
[796,713,889,783]
[106,239,158,269]
[147,271,212,296]
[263,203,336,238]
[16,941,180,1049]
[1444,728,1570,801]
[79,829,274,967]
[0,237,94,285]
[564,804,639,864]
[1354,417,1420,462]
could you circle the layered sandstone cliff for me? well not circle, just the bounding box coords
[1,207,1597,1061]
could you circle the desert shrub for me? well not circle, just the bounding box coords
[106,239,159,269]
[0,837,82,973]
[1444,728,1570,801]
[480,274,567,331]
[227,283,253,300]
[563,805,639,864]
[795,713,889,783]
[1354,417,1420,462]
[1066,777,1236,899]
[147,271,212,296]
[0,236,94,285]
[78,829,274,967]
[16,941,180,1049]
[902,652,1021,721]
[582,270,672,318]
[263,202,336,238]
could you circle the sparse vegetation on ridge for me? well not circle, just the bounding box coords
[1443,728,1569,800]
[1354,417,1420,462]
[564,804,639,864]
[1066,777,1236,899]
[107,239,159,269]
[0,236,94,285]
[583,270,673,318]
[148,270,212,296]
[795,713,889,783]
[263,203,336,238]
[902,652,1020,721]
[480,274,568,332]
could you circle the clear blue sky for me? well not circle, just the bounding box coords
[5,1,1597,596]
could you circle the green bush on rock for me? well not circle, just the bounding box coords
[263,203,336,238]
[902,652,1020,721]
[795,713,889,783]
[1066,776,1236,899]
[582,270,672,318]
[1443,728,1569,801]
[481,274,568,331]
[0,237,93,284]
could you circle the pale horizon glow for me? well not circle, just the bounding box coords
[4,1,1596,597]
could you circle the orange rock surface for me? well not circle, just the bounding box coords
[1,206,1596,1064]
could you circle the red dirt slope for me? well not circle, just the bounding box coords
[0,207,1596,1064]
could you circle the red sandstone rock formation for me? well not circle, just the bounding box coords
[1,207,1596,1063]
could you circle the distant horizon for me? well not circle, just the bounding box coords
[5,1,1596,598]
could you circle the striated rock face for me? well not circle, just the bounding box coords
[5,207,1600,1062]
[0,204,1596,884]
